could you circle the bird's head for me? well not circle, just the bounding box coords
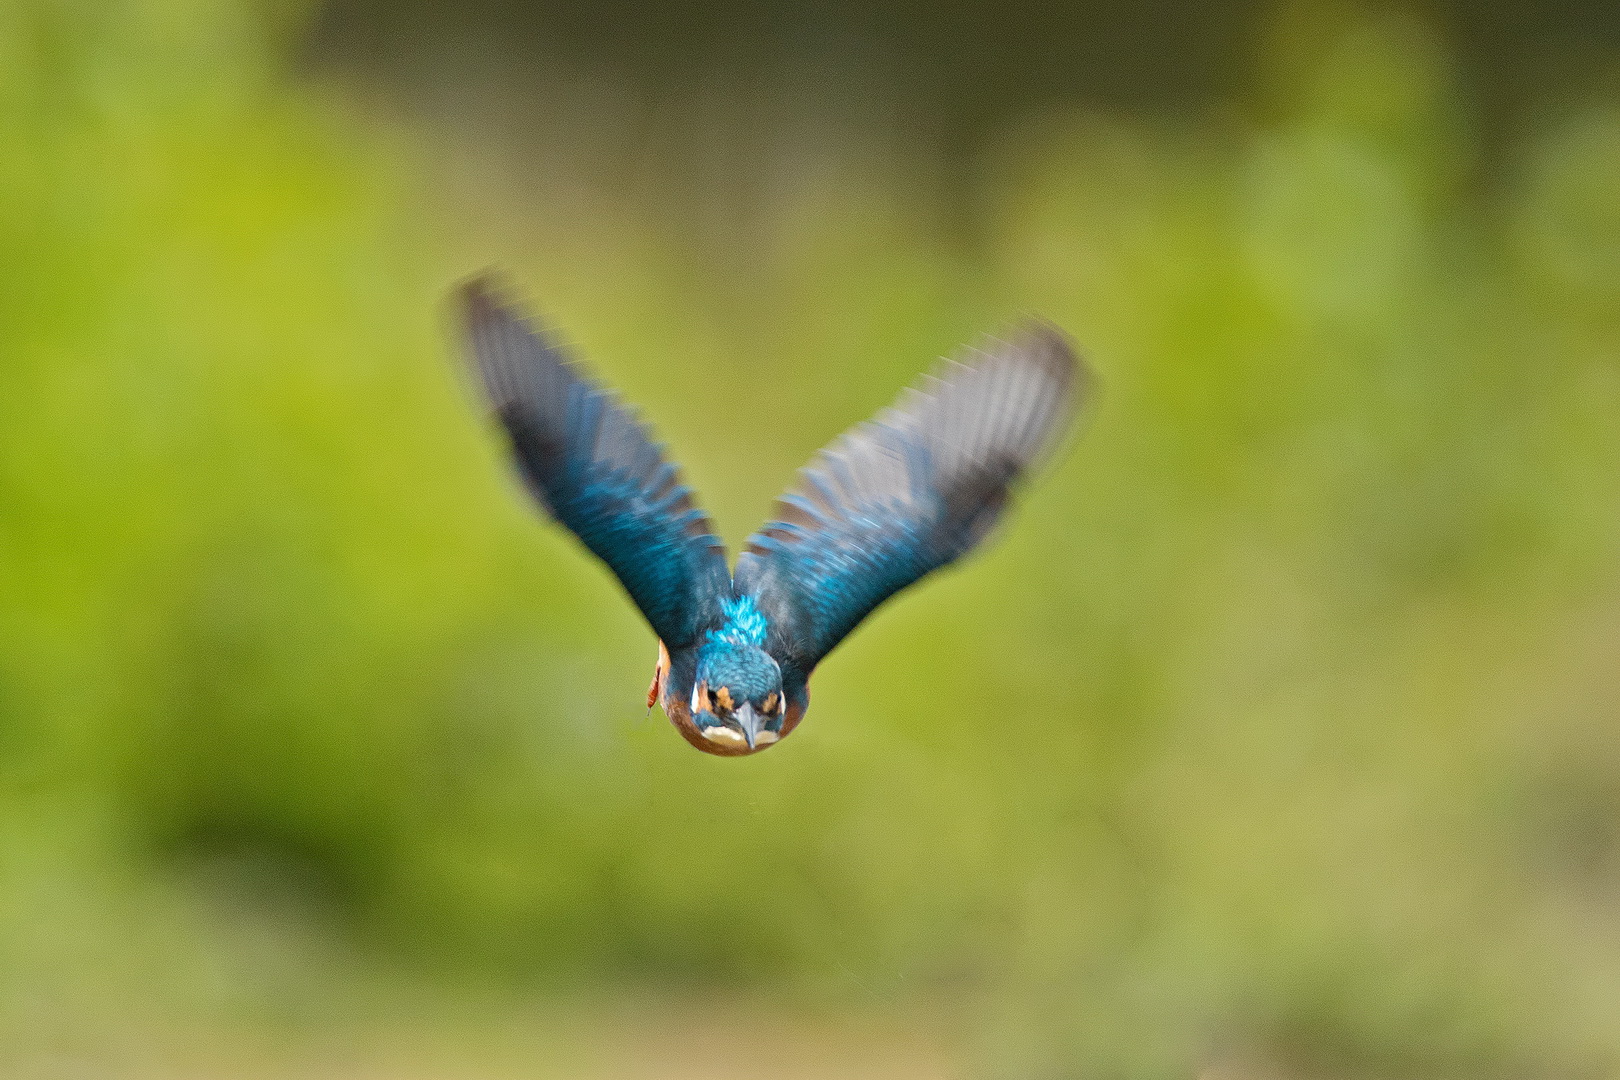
[691,643,787,752]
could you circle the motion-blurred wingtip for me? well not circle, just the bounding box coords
[457,270,507,320]
[1018,316,1096,403]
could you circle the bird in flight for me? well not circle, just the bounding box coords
[460,275,1089,756]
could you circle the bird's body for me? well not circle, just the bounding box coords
[460,275,1088,756]
[651,596,809,756]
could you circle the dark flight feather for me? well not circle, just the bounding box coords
[736,322,1088,680]
[461,276,730,648]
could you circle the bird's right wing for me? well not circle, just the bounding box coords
[460,276,730,649]
[736,322,1088,680]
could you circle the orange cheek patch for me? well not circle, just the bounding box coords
[762,692,779,715]
[713,685,735,712]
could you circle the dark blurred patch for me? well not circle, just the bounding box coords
[304,0,1620,161]
[305,0,1259,137]
[1515,757,1620,897]
[168,807,376,919]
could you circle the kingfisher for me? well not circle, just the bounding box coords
[460,275,1089,756]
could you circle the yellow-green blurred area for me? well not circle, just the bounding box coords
[4,0,1620,1075]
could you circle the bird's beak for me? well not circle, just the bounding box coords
[735,703,762,750]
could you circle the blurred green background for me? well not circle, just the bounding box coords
[4,0,1620,1076]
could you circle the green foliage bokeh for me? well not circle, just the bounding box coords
[3,1,1620,1076]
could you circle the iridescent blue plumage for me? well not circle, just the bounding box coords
[461,274,1088,756]
[692,596,784,749]
[737,323,1083,690]
[463,280,729,650]
[708,595,768,647]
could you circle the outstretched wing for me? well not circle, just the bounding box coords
[461,276,730,649]
[735,322,1088,679]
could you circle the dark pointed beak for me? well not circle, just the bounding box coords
[735,703,762,750]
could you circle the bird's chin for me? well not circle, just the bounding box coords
[698,725,779,751]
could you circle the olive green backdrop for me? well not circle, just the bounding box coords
[3,1,1620,1076]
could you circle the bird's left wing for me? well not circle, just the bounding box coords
[461,276,730,649]
[736,322,1089,681]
